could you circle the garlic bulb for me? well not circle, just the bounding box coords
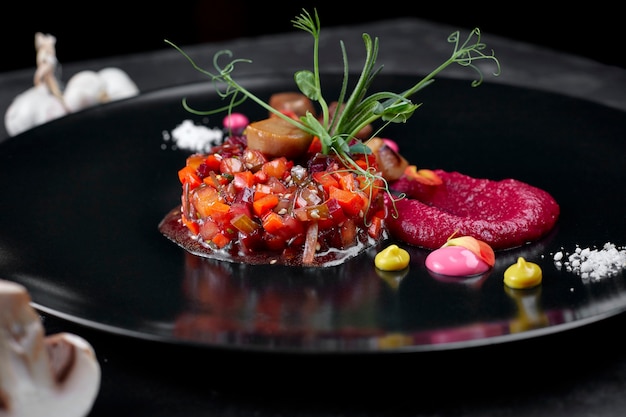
[98,67,139,101]
[63,68,139,113]
[62,70,107,113]
[4,84,67,136]
[3,32,140,137]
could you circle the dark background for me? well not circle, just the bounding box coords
[2,2,622,73]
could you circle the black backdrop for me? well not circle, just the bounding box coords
[3,2,622,73]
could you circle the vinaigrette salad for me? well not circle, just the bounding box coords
[159,9,504,267]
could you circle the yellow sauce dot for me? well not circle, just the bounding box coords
[504,257,542,289]
[375,244,410,271]
[377,333,413,349]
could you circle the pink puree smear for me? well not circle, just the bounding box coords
[386,170,560,250]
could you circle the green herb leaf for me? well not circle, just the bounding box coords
[165,7,501,216]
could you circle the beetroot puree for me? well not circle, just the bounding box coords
[386,170,560,250]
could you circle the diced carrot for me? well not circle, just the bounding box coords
[206,201,231,218]
[192,186,220,218]
[211,232,231,248]
[262,157,291,178]
[358,175,383,201]
[253,194,279,216]
[334,171,357,192]
[254,184,273,200]
[203,172,228,188]
[329,186,364,216]
[181,214,200,235]
[178,166,202,189]
[185,154,206,170]
[262,212,285,234]
[355,158,371,171]
[312,171,339,193]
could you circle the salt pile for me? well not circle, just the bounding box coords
[553,242,626,281]
[162,119,223,152]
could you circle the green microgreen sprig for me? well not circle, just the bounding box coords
[165,8,501,217]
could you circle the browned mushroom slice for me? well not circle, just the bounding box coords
[269,92,316,118]
[244,117,314,160]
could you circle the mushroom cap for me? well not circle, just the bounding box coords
[0,280,101,417]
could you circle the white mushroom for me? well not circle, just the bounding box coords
[0,279,100,417]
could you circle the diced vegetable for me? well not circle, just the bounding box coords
[173,112,388,265]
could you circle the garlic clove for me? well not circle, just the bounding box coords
[63,70,107,112]
[4,84,67,136]
[98,67,139,101]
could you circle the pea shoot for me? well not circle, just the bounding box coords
[165,8,501,216]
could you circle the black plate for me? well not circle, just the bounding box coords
[1,74,625,354]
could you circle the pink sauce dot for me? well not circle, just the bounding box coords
[425,245,490,277]
[223,113,249,132]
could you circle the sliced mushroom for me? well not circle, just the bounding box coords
[0,279,100,417]
[244,117,314,159]
[269,92,316,118]
[366,137,410,181]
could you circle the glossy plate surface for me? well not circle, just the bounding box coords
[1,74,625,353]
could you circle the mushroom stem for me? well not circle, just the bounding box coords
[0,280,101,417]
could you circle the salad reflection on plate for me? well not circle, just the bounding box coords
[170,238,571,351]
[173,250,387,349]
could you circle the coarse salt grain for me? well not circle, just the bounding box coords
[162,119,223,152]
[553,242,626,281]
